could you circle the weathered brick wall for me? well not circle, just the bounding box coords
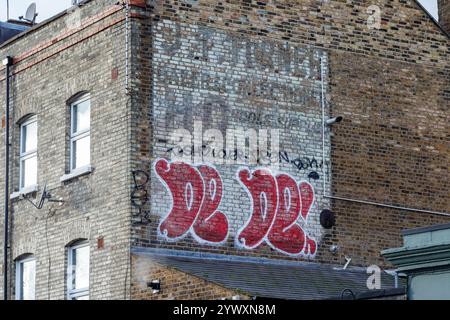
[439,0,450,34]
[130,0,450,276]
[0,0,448,301]
[329,50,450,266]
[0,0,132,299]
[146,19,331,259]
[131,254,248,300]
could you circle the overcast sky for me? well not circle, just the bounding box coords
[0,0,440,23]
[0,0,72,22]
[419,0,439,20]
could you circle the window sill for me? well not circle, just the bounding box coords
[60,165,93,183]
[10,184,39,200]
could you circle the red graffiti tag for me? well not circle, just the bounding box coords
[237,169,318,257]
[236,168,279,249]
[299,181,314,220]
[155,159,229,243]
[267,174,306,255]
[155,159,318,256]
[154,159,204,240]
[300,181,317,255]
[192,165,228,243]
[304,236,317,256]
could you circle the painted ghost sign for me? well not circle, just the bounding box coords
[149,20,331,259]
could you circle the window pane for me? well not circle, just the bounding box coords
[74,246,89,290]
[73,100,90,133]
[74,295,89,300]
[21,260,36,300]
[22,121,37,153]
[72,136,90,169]
[22,156,37,188]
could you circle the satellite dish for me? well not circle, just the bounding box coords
[37,182,47,208]
[25,3,37,22]
[22,181,64,209]
[19,3,38,24]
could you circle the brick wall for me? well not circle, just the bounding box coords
[146,19,331,259]
[131,254,248,300]
[439,0,450,34]
[328,49,449,266]
[129,0,450,296]
[0,0,448,300]
[0,0,132,299]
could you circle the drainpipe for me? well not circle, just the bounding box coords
[124,0,130,94]
[2,56,13,301]
[320,57,327,196]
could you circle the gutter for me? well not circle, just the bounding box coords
[2,55,13,300]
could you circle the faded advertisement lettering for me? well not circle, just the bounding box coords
[145,20,331,259]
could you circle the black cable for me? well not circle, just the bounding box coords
[45,208,55,300]
[340,288,356,300]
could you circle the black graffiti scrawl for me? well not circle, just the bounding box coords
[131,170,151,225]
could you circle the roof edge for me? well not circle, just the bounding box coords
[326,288,406,300]
[132,246,371,273]
[402,222,450,236]
[0,0,93,50]
[413,0,450,38]
[1,0,447,50]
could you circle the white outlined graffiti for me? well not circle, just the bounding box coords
[153,159,319,257]
[235,167,318,258]
[153,158,229,245]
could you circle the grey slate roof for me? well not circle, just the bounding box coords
[0,21,30,45]
[133,248,405,300]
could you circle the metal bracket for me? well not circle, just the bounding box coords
[22,182,64,209]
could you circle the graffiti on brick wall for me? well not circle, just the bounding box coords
[153,159,318,257]
[236,168,317,257]
[153,158,229,244]
[166,145,328,177]
[150,21,330,259]
[229,109,311,129]
[131,170,151,225]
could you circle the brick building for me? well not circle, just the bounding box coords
[439,0,450,34]
[0,0,448,300]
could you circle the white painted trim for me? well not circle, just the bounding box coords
[67,241,90,300]
[10,184,39,200]
[60,165,93,183]
[70,95,91,171]
[19,115,38,190]
[15,256,36,300]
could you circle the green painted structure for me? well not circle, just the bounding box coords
[382,223,450,300]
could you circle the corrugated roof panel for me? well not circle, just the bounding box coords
[133,248,404,300]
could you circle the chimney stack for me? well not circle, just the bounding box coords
[438,0,450,35]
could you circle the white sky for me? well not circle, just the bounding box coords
[0,0,72,22]
[0,0,440,23]
[419,0,439,20]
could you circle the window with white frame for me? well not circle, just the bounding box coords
[70,95,90,171]
[15,256,36,300]
[19,116,38,190]
[67,241,90,300]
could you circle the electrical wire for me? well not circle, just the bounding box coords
[45,207,56,300]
